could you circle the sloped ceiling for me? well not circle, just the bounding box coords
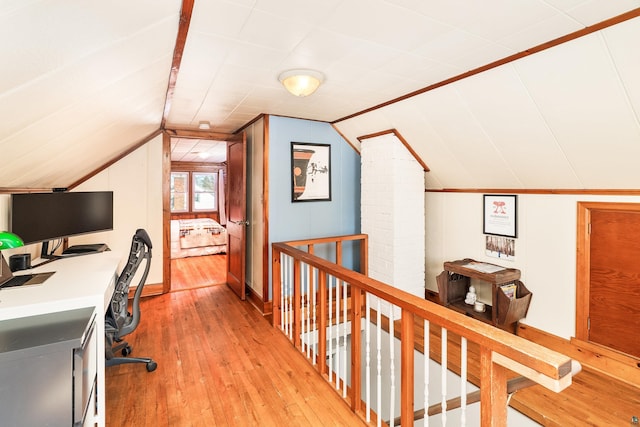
[334,16,640,189]
[0,0,181,188]
[1,0,639,189]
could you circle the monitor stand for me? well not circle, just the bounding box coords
[62,243,110,256]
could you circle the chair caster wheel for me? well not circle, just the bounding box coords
[122,345,132,356]
[146,361,157,372]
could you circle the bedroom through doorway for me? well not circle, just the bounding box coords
[169,135,229,292]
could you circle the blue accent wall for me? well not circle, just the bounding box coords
[268,116,361,294]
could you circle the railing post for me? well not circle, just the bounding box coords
[360,235,368,276]
[272,248,281,328]
[480,347,508,426]
[350,286,363,412]
[401,309,415,427]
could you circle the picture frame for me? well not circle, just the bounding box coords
[483,194,517,238]
[291,142,331,202]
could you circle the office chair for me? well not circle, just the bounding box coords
[105,228,157,372]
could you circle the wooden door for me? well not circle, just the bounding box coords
[225,132,247,300]
[577,203,640,357]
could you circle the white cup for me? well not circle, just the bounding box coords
[473,301,486,312]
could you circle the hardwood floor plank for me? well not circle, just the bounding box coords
[106,284,365,426]
[171,254,227,292]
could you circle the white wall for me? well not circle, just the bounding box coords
[71,135,164,284]
[0,135,163,284]
[425,191,640,339]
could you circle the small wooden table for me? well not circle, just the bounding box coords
[436,259,531,333]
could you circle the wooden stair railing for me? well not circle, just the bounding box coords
[272,234,580,426]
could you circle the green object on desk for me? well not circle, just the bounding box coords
[0,231,24,249]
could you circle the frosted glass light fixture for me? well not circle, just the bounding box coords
[278,69,324,97]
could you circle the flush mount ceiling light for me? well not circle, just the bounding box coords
[198,121,211,130]
[278,69,324,97]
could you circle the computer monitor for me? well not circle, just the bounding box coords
[10,191,114,258]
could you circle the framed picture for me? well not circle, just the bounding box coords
[483,194,517,238]
[291,142,331,202]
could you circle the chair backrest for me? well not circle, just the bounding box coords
[106,228,152,338]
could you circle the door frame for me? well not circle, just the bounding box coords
[575,201,640,341]
[162,129,234,293]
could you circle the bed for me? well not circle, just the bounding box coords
[170,218,227,259]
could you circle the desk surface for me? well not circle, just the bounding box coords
[0,251,121,321]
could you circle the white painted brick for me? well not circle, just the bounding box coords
[361,133,425,297]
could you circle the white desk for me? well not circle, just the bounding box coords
[0,251,121,427]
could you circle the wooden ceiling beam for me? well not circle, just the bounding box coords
[161,0,195,129]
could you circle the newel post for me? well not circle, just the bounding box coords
[480,347,508,426]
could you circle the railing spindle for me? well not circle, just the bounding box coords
[441,327,448,426]
[312,266,317,365]
[335,276,341,390]
[342,279,348,398]
[279,252,285,333]
[271,236,577,427]
[328,274,334,384]
[424,319,430,427]
[461,337,468,426]
[303,264,311,359]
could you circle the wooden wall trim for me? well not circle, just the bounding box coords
[0,188,52,194]
[331,123,360,155]
[161,0,195,128]
[164,128,233,140]
[358,129,430,171]
[171,162,225,172]
[162,133,172,293]
[428,188,640,195]
[235,113,266,134]
[575,202,591,341]
[246,285,273,315]
[262,116,270,304]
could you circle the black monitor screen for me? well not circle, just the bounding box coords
[10,191,114,245]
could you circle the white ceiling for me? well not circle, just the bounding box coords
[168,0,640,132]
[171,138,227,163]
[0,0,639,187]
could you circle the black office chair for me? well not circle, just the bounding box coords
[105,228,157,372]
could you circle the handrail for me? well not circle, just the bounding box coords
[272,235,578,426]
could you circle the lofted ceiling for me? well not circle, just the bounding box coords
[171,138,227,163]
[0,0,639,188]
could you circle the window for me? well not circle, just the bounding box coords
[170,172,189,212]
[192,172,218,211]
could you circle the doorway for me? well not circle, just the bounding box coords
[165,131,232,293]
[576,202,640,358]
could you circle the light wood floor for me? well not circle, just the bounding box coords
[105,283,366,426]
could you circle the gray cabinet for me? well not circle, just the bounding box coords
[0,307,96,426]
